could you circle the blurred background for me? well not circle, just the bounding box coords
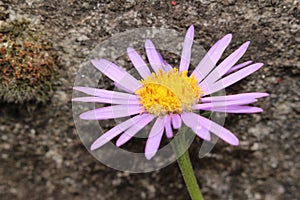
[0,0,299,199]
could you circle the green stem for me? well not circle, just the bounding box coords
[177,149,204,200]
[172,126,204,200]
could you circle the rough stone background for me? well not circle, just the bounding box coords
[0,0,299,199]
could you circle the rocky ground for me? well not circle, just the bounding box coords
[0,0,299,199]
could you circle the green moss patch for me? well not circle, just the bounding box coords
[0,19,58,104]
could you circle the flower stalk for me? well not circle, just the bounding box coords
[172,126,204,200]
[177,149,204,200]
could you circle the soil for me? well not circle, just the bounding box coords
[0,0,299,200]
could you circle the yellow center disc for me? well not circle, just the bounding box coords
[135,68,201,116]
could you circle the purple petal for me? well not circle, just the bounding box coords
[114,82,133,93]
[156,50,173,72]
[145,39,164,73]
[200,41,250,85]
[204,63,264,95]
[203,105,263,113]
[91,59,141,93]
[193,126,211,141]
[73,86,137,99]
[193,99,258,110]
[116,114,155,147]
[72,96,140,105]
[162,60,173,72]
[164,115,173,138]
[201,93,269,103]
[181,112,239,145]
[192,34,232,82]
[162,61,173,72]
[171,114,182,129]
[90,114,146,150]
[181,113,211,140]
[224,60,253,75]
[127,47,152,79]
[145,117,165,160]
[79,105,143,120]
[179,25,194,72]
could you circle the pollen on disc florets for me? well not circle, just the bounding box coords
[135,68,201,116]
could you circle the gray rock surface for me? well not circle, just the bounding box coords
[0,0,299,199]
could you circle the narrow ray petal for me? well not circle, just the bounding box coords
[114,82,133,93]
[193,99,258,110]
[179,25,194,72]
[171,114,182,129]
[201,41,250,85]
[182,112,239,145]
[181,112,211,140]
[145,117,165,160]
[164,115,173,138]
[72,96,140,105]
[91,59,141,93]
[116,114,155,147]
[90,114,146,150]
[224,60,253,75]
[201,93,269,103]
[127,47,152,79]
[193,126,211,141]
[145,39,164,73]
[201,105,263,113]
[205,63,264,95]
[192,34,232,82]
[73,86,137,99]
[79,105,143,120]
[156,50,173,72]
[162,60,173,72]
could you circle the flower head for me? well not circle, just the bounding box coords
[136,68,201,116]
[73,25,268,160]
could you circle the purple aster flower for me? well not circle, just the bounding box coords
[73,25,268,160]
